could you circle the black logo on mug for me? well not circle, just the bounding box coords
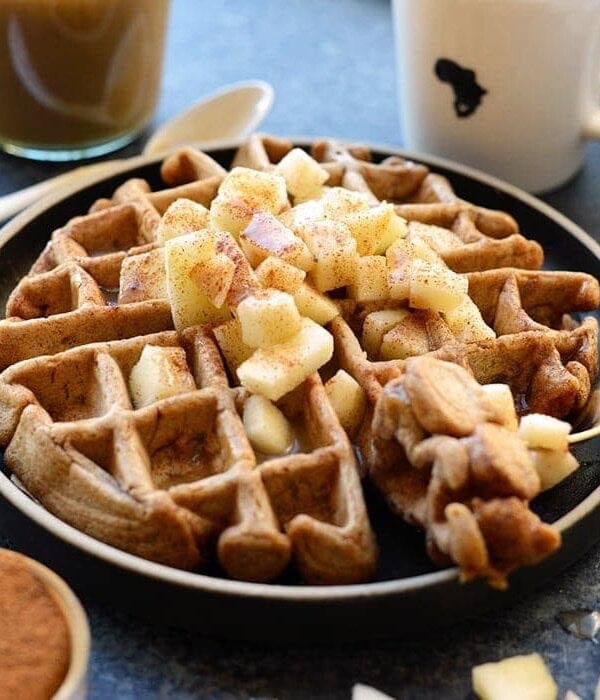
[434,58,487,118]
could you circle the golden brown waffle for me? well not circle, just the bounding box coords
[0,156,227,370]
[395,176,543,272]
[330,266,597,584]
[367,356,560,589]
[309,140,544,272]
[0,327,376,584]
[214,135,544,272]
[332,269,598,418]
[0,134,597,589]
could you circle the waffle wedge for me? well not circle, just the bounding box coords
[0,327,376,584]
[368,356,561,589]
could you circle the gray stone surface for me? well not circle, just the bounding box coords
[0,0,600,697]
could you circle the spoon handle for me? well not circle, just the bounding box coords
[0,160,123,222]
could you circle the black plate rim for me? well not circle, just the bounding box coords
[0,135,598,602]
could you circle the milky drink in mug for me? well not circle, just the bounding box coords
[392,0,600,192]
[0,0,170,160]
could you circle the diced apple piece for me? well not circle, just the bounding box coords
[293,282,339,325]
[373,211,408,255]
[325,369,367,436]
[444,295,496,343]
[279,199,325,230]
[213,318,254,373]
[237,318,334,401]
[407,221,463,256]
[129,345,196,409]
[320,187,372,219]
[237,289,302,348]
[210,167,288,238]
[409,259,468,313]
[274,148,329,201]
[218,166,289,206]
[529,448,579,491]
[343,203,407,256]
[380,313,430,360]
[255,257,306,293]
[481,384,518,431]
[243,394,294,455]
[156,198,210,243]
[118,248,167,304]
[352,685,394,700]
[240,212,315,270]
[191,252,236,308]
[294,187,326,204]
[362,309,410,358]
[564,692,582,700]
[209,197,253,239]
[348,256,389,302]
[165,230,231,331]
[387,262,411,301]
[472,653,557,700]
[296,220,358,292]
[388,235,442,266]
[214,231,261,306]
[386,237,441,301]
[519,414,571,451]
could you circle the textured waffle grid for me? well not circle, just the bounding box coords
[331,268,599,418]
[0,162,227,369]
[227,135,545,272]
[0,327,376,584]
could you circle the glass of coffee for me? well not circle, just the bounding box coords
[0,0,171,161]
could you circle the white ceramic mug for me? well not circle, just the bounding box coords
[392,0,600,192]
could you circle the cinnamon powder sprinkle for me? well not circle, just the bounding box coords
[0,550,71,700]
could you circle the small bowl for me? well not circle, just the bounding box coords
[10,551,90,700]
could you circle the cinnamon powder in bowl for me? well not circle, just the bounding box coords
[0,549,90,700]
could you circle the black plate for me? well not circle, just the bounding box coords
[0,140,598,640]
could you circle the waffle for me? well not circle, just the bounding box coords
[367,356,561,589]
[0,134,597,588]
[0,327,376,584]
[310,140,544,272]
[0,156,226,370]
[329,266,597,586]
[227,135,543,272]
[333,269,599,417]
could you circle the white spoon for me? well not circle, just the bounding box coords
[0,80,274,221]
